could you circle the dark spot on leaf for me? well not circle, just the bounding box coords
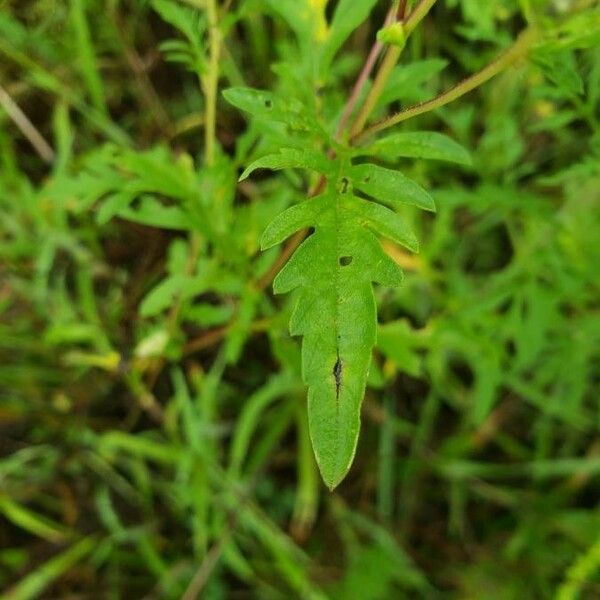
[339,256,353,266]
[363,176,371,183]
[333,357,343,398]
[340,177,349,193]
[264,99,272,109]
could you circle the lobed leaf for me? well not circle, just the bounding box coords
[261,182,411,488]
[237,119,436,487]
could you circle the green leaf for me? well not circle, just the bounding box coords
[261,196,328,250]
[223,87,322,133]
[350,163,436,212]
[0,495,69,542]
[151,0,206,47]
[5,537,96,600]
[347,195,419,253]
[537,9,600,51]
[240,148,333,181]
[223,87,292,117]
[141,273,208,318]
[377,320,422,378]
[356,131,473,166]
[263,0,327,51]
[228,373,298,477]
[262,173,411,488]
[245,133,434,487]
[140,276,184,318]
[183,303,234,327]
[96,191,135,225]
[116,196,190,230]
[533,50,584,97]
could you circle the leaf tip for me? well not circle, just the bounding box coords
[460,151,474,167]
[221,87,235,103]
[320,466,349,491]
[259,233,272,251]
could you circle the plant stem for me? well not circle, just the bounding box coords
[354,27,538,143]
[204,0,221,166]
[0,84,55,162]
[349,0,439,137]
[335,5,397,140]
[146,0,222,388]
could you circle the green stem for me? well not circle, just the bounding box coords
[149,0,221,385]
[204,0,221,166]
[354,27,538,143]
[349,0,438,137]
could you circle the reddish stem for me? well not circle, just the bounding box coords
[335,5,397,140]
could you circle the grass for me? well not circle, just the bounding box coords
[0,0,599,598]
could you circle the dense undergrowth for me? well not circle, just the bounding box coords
[1,0,599,598]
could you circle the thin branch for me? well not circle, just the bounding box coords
[0,84,55,163]
[335,5,397,140]
[349,0,439,137]
[184,324,230,355]
[204,0,221,166]
[397,0,410,20]
[353,27,538,143]
[180,533,230,600]
[146,0,222,389]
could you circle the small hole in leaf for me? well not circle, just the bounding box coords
[264,99,273,109]
[339,256,353,266]
[340,177,349,193]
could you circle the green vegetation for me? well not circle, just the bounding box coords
[1,0,599,598]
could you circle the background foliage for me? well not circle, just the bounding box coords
[1,0,599,598]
